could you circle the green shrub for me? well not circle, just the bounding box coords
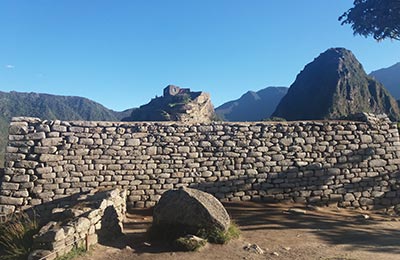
[197,222,240,244]
[0,212,39,260]
[148,222,240,247]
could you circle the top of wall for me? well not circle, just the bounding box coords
[10,112,392,126]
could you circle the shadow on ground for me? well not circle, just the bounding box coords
[226,201,400,254]
[112,201,400,255]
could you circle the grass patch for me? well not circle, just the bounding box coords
[55,246,87,260]
[0,212,39,260]
[198,222,240,244]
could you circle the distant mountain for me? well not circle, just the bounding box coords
[113,108,136,120]
[123,85,215,123]
[215,87,288,121]
[0,91,133,166]
[370,62,400,99]
[272,48,400,121]
[0,91,125,121]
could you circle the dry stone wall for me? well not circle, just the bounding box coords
[1,113,400,217]
[29,188,126,260]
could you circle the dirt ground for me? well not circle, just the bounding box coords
[76,201,400,260]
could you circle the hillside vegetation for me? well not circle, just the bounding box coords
[272,48,400,121]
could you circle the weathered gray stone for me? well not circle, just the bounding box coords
[34,146,58,154]
[360,135,373,143]
[41,138,64,146]
[80,138,94,145]
[369,159,387,167]
[34,221,65,242]
[39,154,63,162]
[359,197,374,206]
[26,132,46,140]
[74,217,91,233]
[0,195,24,205]
[12,175,30,183]
[9,124,28,135]
[153,187,230,232]
[15,160,39,169]
[1,182,20,190]
[126,139,140,146]
[344,193,355,201]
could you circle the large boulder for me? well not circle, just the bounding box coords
[153,187,230,233]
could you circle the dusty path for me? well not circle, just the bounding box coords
[76,201,400,260]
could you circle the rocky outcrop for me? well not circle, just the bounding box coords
[272,48,400,121]
[124,85,215,123]
[153,187,230,233]
[216,87,288,121]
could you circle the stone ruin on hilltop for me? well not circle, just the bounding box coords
[124,85,216,123]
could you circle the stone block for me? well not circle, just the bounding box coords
[79,138,94,145]
[0,195,24,205]
[344,193,355,201]
[15,160,39,169]
[9,124,28,135]
[1,182,20,190]
[360,135,372,143]
[41,138,63,146]
[145,146,157,155]
[40,154,63,162]
[369,159,387,167]
[74,217,91,233]
[5,153,26,161]
[11,174,30,183]
[26,132,46,140]
[359,197,374,206]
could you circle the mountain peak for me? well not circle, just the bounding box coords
[272,48,400,121]
[215,86,288,121]
[370,62,400,99]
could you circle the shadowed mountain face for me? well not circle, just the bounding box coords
[272,48,400,121]
[370,63,400,100]
[0,91,133,166]
[215,87,288,121]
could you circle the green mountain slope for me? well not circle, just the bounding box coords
[272,48,400,121]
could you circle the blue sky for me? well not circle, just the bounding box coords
[1,1,400,111]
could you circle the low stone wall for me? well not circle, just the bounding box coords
[28,188,126,260]
[1,113,400,217]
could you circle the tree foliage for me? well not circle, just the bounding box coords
[339,0,400,41]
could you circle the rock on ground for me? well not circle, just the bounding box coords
[153,187,230,232]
